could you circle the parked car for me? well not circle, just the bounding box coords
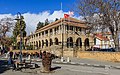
[100,48,115,52]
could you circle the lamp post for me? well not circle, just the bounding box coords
[15,12,22,63]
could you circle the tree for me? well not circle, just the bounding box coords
[0,18,14,37]
[0,17,15,48]
[12,16,26,48]
[36,21,44,30]
[44,19,49,25]
[13,16,26,37]
[76,0,120,51]
[55,18,59,21]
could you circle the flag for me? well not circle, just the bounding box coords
[68,11,74,16]
[64,14,69,18]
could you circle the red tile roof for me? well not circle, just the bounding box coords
[95,34,109,41]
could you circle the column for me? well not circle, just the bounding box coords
[59,26,61,34]
[37,40,40,49]
[37,33,39,39]
[48,30,50,50]
[52,28,55,36]
[44,31,45,37]
[34,34,36,40]
[63,25,65,33]
[34,41,36,49]
[52,28,55,46]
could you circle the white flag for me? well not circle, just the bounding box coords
[68,11,74,16]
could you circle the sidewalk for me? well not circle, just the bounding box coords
[52,57,120,69]
[1,54,120,69]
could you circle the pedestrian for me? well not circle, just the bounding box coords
[13,52,16,60]
[10,51,13,59]
[8,51,13,65]
[0,47,1,55]
[39,50,42,59]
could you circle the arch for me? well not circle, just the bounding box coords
[84,38,89,47]
[39,40,41,48]
[50,39,53,46]
[36,41,38,48]
[46,39,48,47]
[34,41,35,46]
[94,38,96,45]
[67,37,73,48]
[42,40,44,48]
[76,38,82,47]
[55,38,59,45]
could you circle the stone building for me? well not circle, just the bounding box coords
[15,34,27,49]
[26,17,94,55]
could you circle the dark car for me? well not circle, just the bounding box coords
[100,48,115,52]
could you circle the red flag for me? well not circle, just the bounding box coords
[64,14,69,18]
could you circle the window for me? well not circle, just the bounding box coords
[79,27,81,31]
[50,29,52,32]
[70,26,73,30]
[42,32,44,35]
[39,33,40,35]
[57,26,59,30]
[76,27,78,31]
[36,34,38,37]
[67,26,73,30]
[45,30,48,34]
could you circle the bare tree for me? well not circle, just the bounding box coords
[76,0,120,51]
[0,17,15,47]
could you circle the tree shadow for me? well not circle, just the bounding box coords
[0,60,10,74]
[50,66,61,71]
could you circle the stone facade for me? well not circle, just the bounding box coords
[26,17,94,56]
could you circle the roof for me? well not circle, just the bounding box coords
[35,17,87,33]
[95,34,109,41]
[95,32,111,35]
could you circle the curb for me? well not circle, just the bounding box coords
[53,61,120,70]
[2,58,120,70]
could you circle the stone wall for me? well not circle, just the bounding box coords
[77,51,120,62]
[12,50,120,62]
[53,50,120,62]
[63,50,74,57]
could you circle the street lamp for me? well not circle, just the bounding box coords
[15,12,22,63]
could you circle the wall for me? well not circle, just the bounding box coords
[77,51,120,62]
[12,49,120,62]
[54,50,120,62]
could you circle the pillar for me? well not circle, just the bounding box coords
[48,30,50,50]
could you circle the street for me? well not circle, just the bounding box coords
[1,60,120,75]
[1,54,120,75]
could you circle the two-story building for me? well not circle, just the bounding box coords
[26,17,94,55]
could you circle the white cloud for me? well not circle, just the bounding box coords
[0,14,14,19]
[0,10,81,36]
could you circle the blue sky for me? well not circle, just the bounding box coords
[0,0,75,14]
[0,0,81,35]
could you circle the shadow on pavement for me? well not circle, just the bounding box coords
[0,60,10,74]
[50,66,61,71]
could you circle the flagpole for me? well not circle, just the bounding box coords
[61,2,64,57]
[61,2,62,11]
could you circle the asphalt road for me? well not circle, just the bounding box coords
[1,62,120,75]
[1,55,120,75]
